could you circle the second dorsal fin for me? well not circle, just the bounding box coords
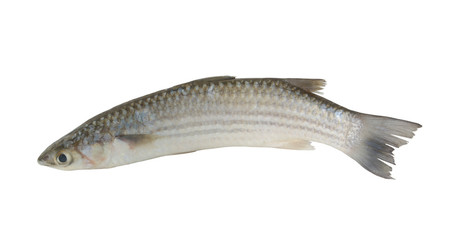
[284,78,326,93]
[189,76,326,94]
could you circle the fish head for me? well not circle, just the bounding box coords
[38,135,112,170]
[38,144,83,170]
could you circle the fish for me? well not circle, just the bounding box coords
[38,76,421,178]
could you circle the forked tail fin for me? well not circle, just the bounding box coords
[345,114,421,179]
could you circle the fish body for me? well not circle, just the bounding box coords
[38,76,421,178]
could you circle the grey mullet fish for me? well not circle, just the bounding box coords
[38,76,421,178]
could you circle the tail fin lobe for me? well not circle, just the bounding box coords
[346,114,421,179]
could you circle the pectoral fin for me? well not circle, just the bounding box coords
[116,134,157,149]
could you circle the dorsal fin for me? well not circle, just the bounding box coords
[191,76,236,84]
[284,78,326,93]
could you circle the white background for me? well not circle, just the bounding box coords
[1,0,458,239]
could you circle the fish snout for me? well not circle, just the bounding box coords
[38,153,52,166]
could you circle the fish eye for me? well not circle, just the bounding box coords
[56,152,72,165]
[58,154,67,163]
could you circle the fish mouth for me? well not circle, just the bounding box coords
[38,159,50,166]
[37,154,53,166]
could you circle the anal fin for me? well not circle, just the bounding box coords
[269,139,315,150]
